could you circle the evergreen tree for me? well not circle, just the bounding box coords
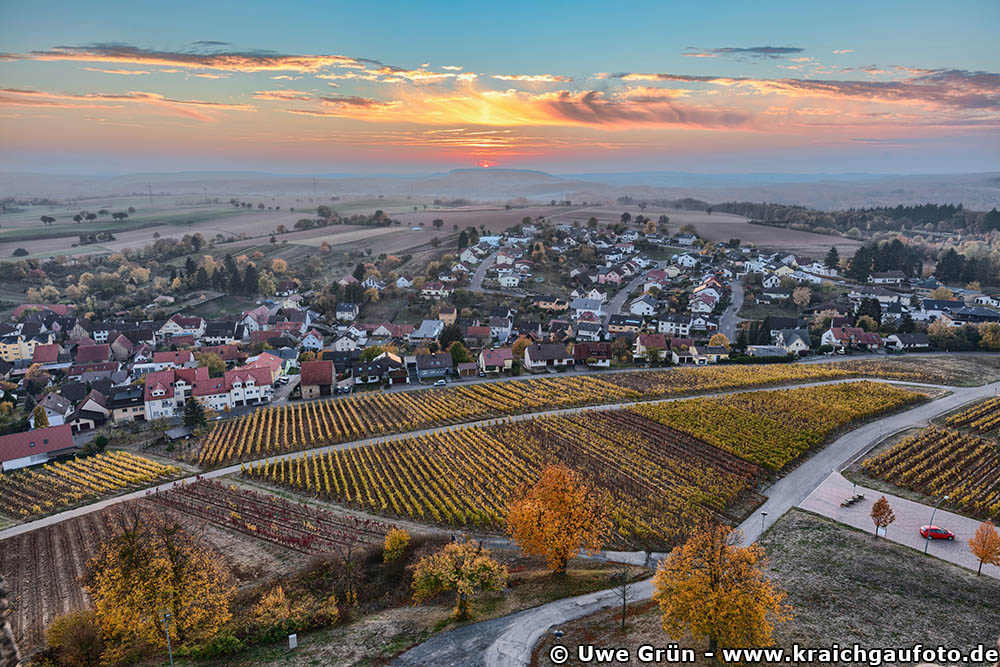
[935,248,965,283]
[457,230,469,249]
[352,262,366,281]
[857,297,882,325]
[182,396,207,428]
[824,246,839,270]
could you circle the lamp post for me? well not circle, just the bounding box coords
[760,511,768,537]
[161,610,174,667]
[923,495,949,555]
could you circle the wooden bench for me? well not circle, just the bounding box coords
[840,493,865,508]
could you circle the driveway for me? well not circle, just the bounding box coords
[393,379,1000,667]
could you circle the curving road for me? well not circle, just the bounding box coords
[719,278,744,341]
[392,379,1000,667]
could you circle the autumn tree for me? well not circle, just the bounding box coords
[792,287,812,308]
[0,575,19,666]
[969,521,1000,576]
[195,352,225,378]
[383,528,411,563]
[411,539,508,620]
[870,496,896,538]
[929,286,954,300]
[86,503,234,663]
[511,336,531,361]
[707,333,730,349]
[507,464,611,574]
[652,524,790,653]
[32,405,49,429]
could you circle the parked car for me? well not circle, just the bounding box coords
[920,525,955,540]
[433,379,447,386]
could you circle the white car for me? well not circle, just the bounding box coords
[433,379,447,386]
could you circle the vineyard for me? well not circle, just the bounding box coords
[196,363,928,467]
[241,381,918,547]
[0,451,180,520]
[145,479,393,554]
[633,381,925,469]
[862,426,1000,520]
[944,397,1000,435]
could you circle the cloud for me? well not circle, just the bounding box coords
[683,46,805,60]
[833,49,854,55]
[254,89,313,101]
[25,43,364,72]
[440,65,463,71]
[492,74,573,83]
[319,95,399,109]
[84,67,150,75]
[0,86,254,120]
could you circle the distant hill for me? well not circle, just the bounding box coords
[1,169,998,211]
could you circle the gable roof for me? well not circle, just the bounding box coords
[76,344,111,363]
[300,360,334,386]
[0,424,74,464]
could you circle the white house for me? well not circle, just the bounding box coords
[628,295,658,317]
[499,274,521,289]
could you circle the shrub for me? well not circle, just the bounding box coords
[177,630,245,658]
[45,610,104,667]
[383,528,411,563]
[12,248,28,257]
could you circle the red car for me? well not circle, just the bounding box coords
[920,525,955,540]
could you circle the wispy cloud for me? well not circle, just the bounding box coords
[254,89,313,101]
[833,49,854,55]
[683,46,805,60]
[24,43,365,72]
[492,74,573,83]
[84,67,150,75]
[0,86,254,120]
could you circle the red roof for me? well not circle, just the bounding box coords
[0,425,74,464]
[300,360,334,386]
[13,303,73,318]
[465,326,491,338]
[573,342,611,361]
[69,362,119,376]
[32,343,61,364]
[198,344,243,362]
[144,369,177,401]
[638,334,667,350]
[670,337,695,350]
[192,375,227,397]
[153,350,194,365]
[225,366,273,390]
[76,344,111,363]
[168,314,204,328]
[480,348,513,367]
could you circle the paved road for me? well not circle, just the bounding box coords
[468,248,502,292]
[393,379,1000,667]
[605,262,664,317]
[800,472,999,579]
[719,278,744,341]
[0,377,930,543]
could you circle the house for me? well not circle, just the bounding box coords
[151,349,197,371]
[478,347,513,374]
[673,233,697,246]
[31,393,73,427]
[690,345,730,365]
[776,329,811,356]
[109,386,146,423]
[607,315,643,335]
[332,335,359,352]
[395,275,414,289]
[939,307,1000,326]
[657,314,691,337]
[761,274,782,289]
[532,296,569,312]
[300,360,335,398]
[335,303,359,322]
[690,295,717,313]
[573,341,612,368]
[299,329,324,351]
[523,343,573,372]
[571,298,603,319]
[224,366,275,408]
[757,288,792,305]
[371,322,415,341]
[628,295,658,317]
[633,334,668,361]
[688,315,719,333]
[158,315,205,340]
[67,390,111,433]
[575,322,604,342]
[416,353,453,380]
[499,274,521,289]
[495,249,518,267]
[821,327,883,351]
[869,271,908,286]
[438,306,457,326]
[337,275,359,287]
[885,333,931,351]
[849,286,904,306]
[764,316,807,340]
[76,344,112,365]
[586,288,609,304]
[0,424,76,471]
[488,317,512,343]
[463,326,492,348]
[914,299,964,322]
[675,253,698,268]
[410,319,445,343]
[421,281,453,300]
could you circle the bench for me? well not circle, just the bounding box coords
[840,493,866,508]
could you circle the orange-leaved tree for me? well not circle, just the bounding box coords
[652,523,791,653]
[506,464,611,574]
[969,521,1000,576]
[411,538,508,620]
[870,496,896,538]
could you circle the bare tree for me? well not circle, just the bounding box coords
[613,563,637,632]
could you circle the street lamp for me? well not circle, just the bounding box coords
[923,495,949,555]
[760,511,768,536]
[161,610,174,667]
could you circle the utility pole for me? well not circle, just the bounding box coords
[161,610,174,667]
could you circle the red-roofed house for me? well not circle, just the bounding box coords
[634,334,668,361]
[478,348,513,374]
[573,341,612,368]
[151,349,197,371]
[32,343,62,365]
[158,314,206,340]
[0,424,76,471]
[75,344,111,364]
[225,367,274,407]
[12,303,73,319]
[197,344,246,366]
[243,352,284,381]
[300,329,324,351]
[300,360,334,399]
[821,327,883,351]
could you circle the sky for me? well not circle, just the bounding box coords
[0,0,998,175]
